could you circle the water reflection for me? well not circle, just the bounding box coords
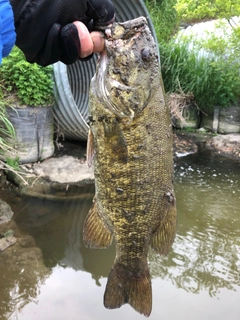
[169,151,240,296]
[0,218,51,319]
[12,185,116,283]
[0,151,239,319]
[154,152,239,300]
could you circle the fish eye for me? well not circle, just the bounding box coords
[141,48,151,61]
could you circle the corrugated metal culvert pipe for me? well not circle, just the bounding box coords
[53,0,159,141]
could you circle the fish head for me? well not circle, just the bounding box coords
[93,17,159,120]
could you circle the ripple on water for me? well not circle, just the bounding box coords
[0,151,240,319]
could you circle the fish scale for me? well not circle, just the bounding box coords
[83,17,177,317]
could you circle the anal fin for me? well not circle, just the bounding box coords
[151,199,177,256]
[83,199,113,249]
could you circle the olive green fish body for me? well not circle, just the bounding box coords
[84,17,177,317]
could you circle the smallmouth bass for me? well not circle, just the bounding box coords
[84,17,177,317]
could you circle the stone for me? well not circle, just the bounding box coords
[201,107,220,132]
[206,134,240,160]
[218,106,240,134]
[0,200,14,224]
[0,235,17,252]
[33,155,94,183]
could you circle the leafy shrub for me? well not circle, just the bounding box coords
[0,46,54,106]
[175,0,240,23]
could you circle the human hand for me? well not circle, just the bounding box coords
[72,22,105,58]
[10,0,114,66]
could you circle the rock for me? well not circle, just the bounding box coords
[0,230,16,252]
[218,106,240,134]
[3,153,95,200]
[18,235,37,248]
[0,200,14,224]
[34,155,94,183]
[200,105,240,134]
[0,235,17,252]
[197,127,206,132]
[3,229,14,237]
[206,134,240,160]
[0,173,7,186]
[200,107,220,133]
[173,131,216,158]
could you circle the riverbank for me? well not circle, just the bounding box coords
[0,131,239,200]
[0,130,239,251]
[1,134,239,320]
[173,131,240,160]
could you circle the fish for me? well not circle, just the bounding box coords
[83,17,177,317]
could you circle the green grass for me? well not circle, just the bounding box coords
[145,0,179,43]
[0,102,15,154]
[145,0,240,111]
[160,38,240,111]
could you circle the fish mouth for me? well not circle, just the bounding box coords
[107,17,148,41]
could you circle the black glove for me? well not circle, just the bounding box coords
[10,0,115,66]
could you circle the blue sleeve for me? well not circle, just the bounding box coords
[0,0,16,65]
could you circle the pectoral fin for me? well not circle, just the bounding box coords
[83,199,113,249]
[151,199,177,256]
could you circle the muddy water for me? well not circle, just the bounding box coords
[0,151,239,320]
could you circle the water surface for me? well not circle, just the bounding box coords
[0,151,239,320]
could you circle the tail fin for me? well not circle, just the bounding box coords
[104,260,152,317]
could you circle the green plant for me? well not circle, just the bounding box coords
[6,156,20,171]
[0,100,15,153]
[183,126,196,133]
[145,0,240,114]
[145,0,179,43]
[175,0,240,23]
[160,29,240,112]
[0,46,54,106]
